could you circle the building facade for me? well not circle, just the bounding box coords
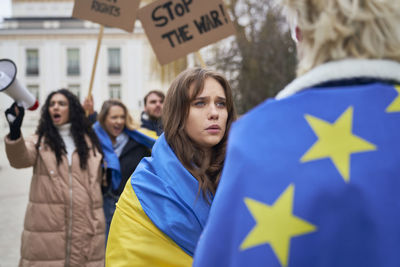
[0,0,171,132]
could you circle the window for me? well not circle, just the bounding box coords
[67,48,80,76]
[109,84,121,99]
[26,49,39,76]
[68,84,80,100]
[27,84,39,100]
[108,48,121,75]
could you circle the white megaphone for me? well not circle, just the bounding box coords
[0,58,39,111]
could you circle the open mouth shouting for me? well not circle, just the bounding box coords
[48,93,70,126]
[51,112,69,126]
[110,125,124,137]
[52,113,62,124]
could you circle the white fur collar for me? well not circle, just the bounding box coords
[276,59,400,100]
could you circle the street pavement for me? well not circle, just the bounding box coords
[0,127,32,267]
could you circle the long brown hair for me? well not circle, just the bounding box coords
[163,68,237,199]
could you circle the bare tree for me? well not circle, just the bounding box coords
[207,0,297,114]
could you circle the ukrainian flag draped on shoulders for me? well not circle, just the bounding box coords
[193,59,400,267]
[93,121,157,190]
[106,134,210,267]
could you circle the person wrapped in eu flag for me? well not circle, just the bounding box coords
[105,68,237,266]
[193,0,400,267]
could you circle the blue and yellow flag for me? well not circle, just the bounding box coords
[106,134,210,266]
[93,122,157,190]
[193,82,400,267]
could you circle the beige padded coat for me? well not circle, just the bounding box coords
[5,134,106,267]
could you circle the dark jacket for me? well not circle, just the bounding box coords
[105,137,151,196]
[140,111,163,136]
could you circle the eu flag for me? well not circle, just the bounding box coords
[193,82,400,267]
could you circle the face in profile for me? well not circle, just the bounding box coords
[145,93,164,119]
[104,105,126,142]
[185,77,228,149]
[49,93,70,126]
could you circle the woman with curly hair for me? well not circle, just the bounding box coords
[4,89,106,266]
[106,67,237,266]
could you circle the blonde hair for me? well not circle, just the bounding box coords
[279,0,400,75]
[98,99,139,130]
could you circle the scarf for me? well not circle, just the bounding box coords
[93,121,156,190]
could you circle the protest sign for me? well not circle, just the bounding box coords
[72,0,140,32]
[138,0,236,65]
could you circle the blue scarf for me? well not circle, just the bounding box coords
[93,121,156,190]
[131,134,210,256]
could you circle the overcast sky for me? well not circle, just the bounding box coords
[0,0,12,21]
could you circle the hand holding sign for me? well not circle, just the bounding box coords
[71,0,141,107]
[138,0,236,65]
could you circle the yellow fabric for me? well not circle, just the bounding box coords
[137,127,159,140]
[106,181,193,267]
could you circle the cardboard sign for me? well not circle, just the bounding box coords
[138,0,236,65]
[72,0,140,32]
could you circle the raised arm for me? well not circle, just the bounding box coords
[4,102,38,168]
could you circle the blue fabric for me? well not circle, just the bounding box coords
[193,82,400,267]
[93,122,156,190]
[93,122,121,190]
[131,134,210,256]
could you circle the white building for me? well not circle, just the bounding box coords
[0,0,188,134]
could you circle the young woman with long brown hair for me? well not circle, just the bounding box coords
[105,67,237,266]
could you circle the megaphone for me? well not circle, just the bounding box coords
[0,58,39,111]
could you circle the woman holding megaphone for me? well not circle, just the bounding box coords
[4,89,106,266]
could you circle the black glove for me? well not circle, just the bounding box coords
[5,102,25,140]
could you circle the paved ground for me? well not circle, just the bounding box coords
[0,125,32,267]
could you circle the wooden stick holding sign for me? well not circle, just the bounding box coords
[195,51,206,68]
[138,0,236,65]
[88,25,104,98]
[71,0,141,108]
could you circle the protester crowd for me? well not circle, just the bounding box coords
[3,0,400,266]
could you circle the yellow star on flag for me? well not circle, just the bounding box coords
[300,106,376,182]
[386,85,400,112]
[240,184,316,267]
